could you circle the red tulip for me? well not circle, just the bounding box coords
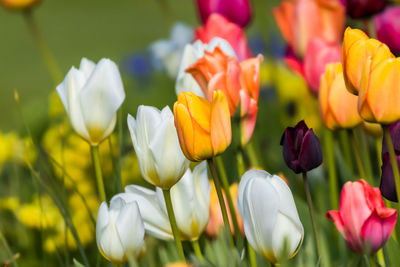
[194,13,253,62]
[327,180,397,254]
[303,38,341,94]
[195,0,252,28]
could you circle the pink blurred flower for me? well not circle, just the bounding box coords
[327,180,397,254]
[303,38,341,95]
[374,6,400,55]
[195,0,252,28]
[194,13,253,61]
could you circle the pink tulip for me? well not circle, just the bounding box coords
[196,0,252,28]
[303,38,341,95]
[327,180,397,254]
[374,6,400,55]
[194,13,253,61]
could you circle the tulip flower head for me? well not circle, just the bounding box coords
[327,180,397,253]
[238,169,304,263]
[374,6,400,55]
[195,0,252,27]
[127,105,189,189]
[342,0,386,19]
[96,198,145,264]
[342,27,394,95]
[56,58,125,145]
[1,0,40,10]
[319,62,362,130]
[114,162,210,241]
[173,91,231,161]
[194,13,252,61]
[280,120,323,174]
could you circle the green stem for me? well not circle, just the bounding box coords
[248,241,257,267]
[377,249,386,267]
[339,130,353,173]
[359,131,374,184]
[348,130,367,180]
[246,141,261,167]
[383,126,400,211]
[207,158,234,247]
[215,156,243,249]
[0,230,19,267]
[236,151,246,178]
[108,136,122,194]
[162,189,185,261]
[323,128,339,209]
[302,172,321,261]
[23,9,62,84]
[191,239,204,263]
[376,138,383,175]
[90,145,107,202]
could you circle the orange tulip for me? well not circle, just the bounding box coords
[273,0,345,59]
[173,91,231,161]
[206,182,244,238]
[319,62,362,130]
[1,0,39,10]
[358,56,400,124]
[342,27,394,95]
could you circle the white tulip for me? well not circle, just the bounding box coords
[127,105,189,189]
[237,170,304,264]
[175,37,237,97]
[56,58,125,145]
[96,197,145,264]
[114,162,210,241]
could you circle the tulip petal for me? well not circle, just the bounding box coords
[173,102,196,161]
[210,91,232,156]
[96,202,110,248]
[80,58,125,143]
[326,210,345,236]
[380,153,399,202]
[79,57,96,79]
[298,129,322,172]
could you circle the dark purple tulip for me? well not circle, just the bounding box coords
[381,153,399,202]
[382,120,400,156]
[280,120,323,174]
[374,6,400,55]
[196,0,252,27]
[342,0,386,19]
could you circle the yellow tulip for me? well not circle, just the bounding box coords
[358,56,400,124]
[342,27,394,95]
[173,91,231,161]
[319,62,362,130]
[1,0,40,10]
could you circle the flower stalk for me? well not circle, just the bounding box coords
[90,145,106,202]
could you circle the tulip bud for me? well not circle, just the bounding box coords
[194,13,252,61]
[196,0,252,27]
[382,121,400,156]
[327,179,397,253]
[115,162,210,241]
[237,169,304,263]
[342,27,394,95]
[1,0,40,10]
[127,105,189,189]
[280,120,323,174]
[319,62,362,130]
[173,91,231,161]
[96,198,145,264]
[381,153,399,202]
[358,55,400,124]
[56,58,125,145]
[343,0,386,19]
[374,6,400,56]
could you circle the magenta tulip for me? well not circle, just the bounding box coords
[327,180,397,254]
[374,6,400,55]
[195,0,252,28]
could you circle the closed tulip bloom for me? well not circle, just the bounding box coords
[319,62,362,130]
[56,58,125,145]
[343,0,386,19]
[358,56,400,124]
[374,6,400,55]
[342,27,394,95]
[280,120,323,174]
[382,121,400,156]
[175,37,236,97]
[1,0,39,10]
[327,180,397,253]
[115,162,210,241]
[173,91,231,161]
[273,0,345,59]
[195,13,252,61]
[303,38,341,94]
[238,170,304,263]
[96,198,145,264]
[127,106,189,189]
[196,0,252,27]
[381,153,400,202]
